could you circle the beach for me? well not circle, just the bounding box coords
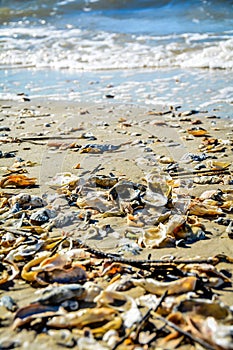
[1,0,233,348]
[0,98,232,349]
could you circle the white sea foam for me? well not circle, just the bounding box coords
[0,26,233,71]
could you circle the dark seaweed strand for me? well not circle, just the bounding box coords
[75,240,232,267]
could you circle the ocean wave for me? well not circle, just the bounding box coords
[0,26,232,70]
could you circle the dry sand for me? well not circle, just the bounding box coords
[0,98,232,349]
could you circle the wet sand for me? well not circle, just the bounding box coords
[0,98,233,348]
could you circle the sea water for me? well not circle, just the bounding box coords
[0,0,233,112]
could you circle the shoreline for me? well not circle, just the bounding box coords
[0,98,233,349]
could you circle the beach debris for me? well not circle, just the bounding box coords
[0,295,18,311]
[0,103,233,350]
[47,172,79,189]
[9,193,46,209]
[80,143,122,154]
[187,127,208,136]
[0,174,37,188]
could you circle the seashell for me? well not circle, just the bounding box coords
[35,284,86,305]
[88,174,118,188]
[226,221,233,239]
[158,156,175,164]
[193,175,222,184]
[143,172,170,208]
[83,282,103,302]
[131,276,197,296]
[76,192,113,212]
[188,200,223,216]
[199,189,220,200]
[127,213,144,227]
[47,307,116,328]
[30,208,57,225]
[0,259,19,285]
[77,331,111,350]
[175,299,230,319]
[94,290,142,328]
[9,240,44,261]
[47,172,79,189]
[0,174,37,188]
[206,160,231,170]
[21,254,50,282]
[183,263,231,288]
[187,127,208,136]
[164,214,186,237]
[13,302,60,329]
[202,317,233,349]
[109,180,145,202]
[80,144,121,154]
[138,224,175,248]
[9,193,46,209]
[1,231,16,247]
[0,295,18,311]
[36,265,87,285]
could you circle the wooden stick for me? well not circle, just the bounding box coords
[155,315,216,350]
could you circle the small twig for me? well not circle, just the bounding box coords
[155,315,216,350]
[49,237,67,257]
[169,168,230,177]
[134,290,168,341]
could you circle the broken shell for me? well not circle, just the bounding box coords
[189,201,223,216]
[13,303,60,329]
[83,282,103,302]
[143,172,170,207]
[187,127,208,136]
[0,295,18,312]
[138,224,175,248]
[35,284,86,305]
[132,276,197,296]
[30,208,57,225]
[9,193,46,209]
[193,175,222,184]
[47,307,116,328]
[88,174,118,188]
[0,174,37,188]
[47,172,79,189]
[94,290,142,328]
[36,265,87,285]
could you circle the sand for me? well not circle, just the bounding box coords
[0,98,232,349]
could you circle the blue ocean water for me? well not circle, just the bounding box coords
[0,0,233,110]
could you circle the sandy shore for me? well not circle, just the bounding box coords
[0,98,233,349]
